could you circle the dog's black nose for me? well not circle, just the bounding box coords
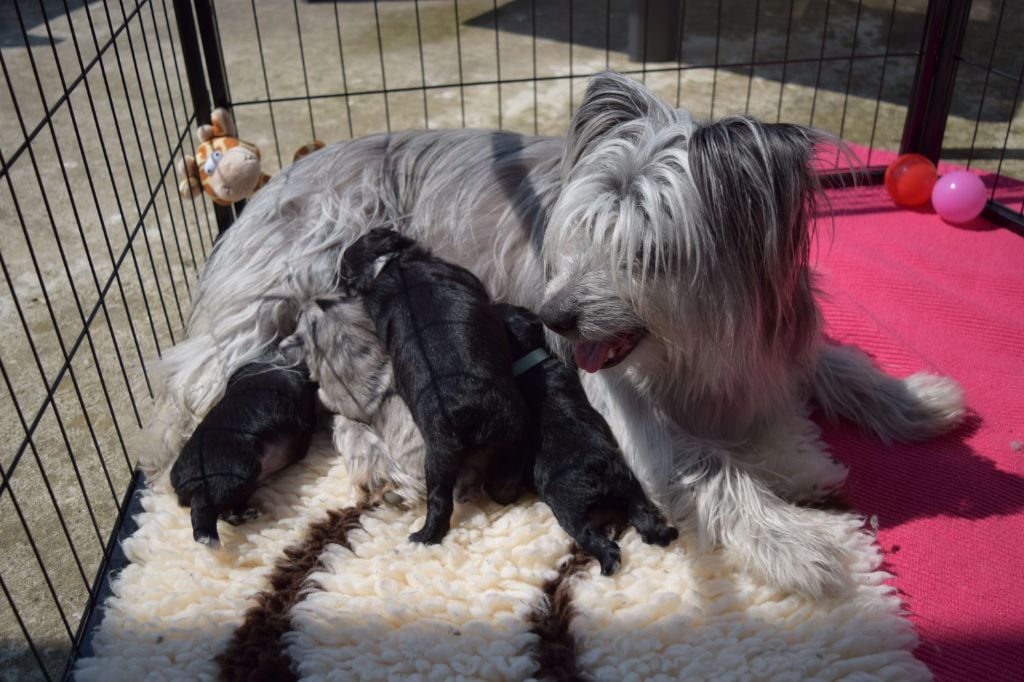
[539,301,578,335]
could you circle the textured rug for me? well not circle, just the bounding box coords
[76,149,1024,681]
[75,419,927,681]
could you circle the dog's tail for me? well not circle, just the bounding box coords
[812,343,964,443]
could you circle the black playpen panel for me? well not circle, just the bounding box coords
[0,0,1020,679]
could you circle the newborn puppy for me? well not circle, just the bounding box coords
[341,227,530,544]
[170,362,317,547]
[281,296,427,507]
[496,304,679,575]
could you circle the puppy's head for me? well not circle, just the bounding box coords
[279,296,347,373]
[494,303,546,356]
[340,227,416,293]
[544,72,832,380]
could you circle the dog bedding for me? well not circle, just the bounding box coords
[76,172,1022,681]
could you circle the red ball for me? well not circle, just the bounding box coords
[885,153,938,207]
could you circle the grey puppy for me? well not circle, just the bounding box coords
[281,296,427,507]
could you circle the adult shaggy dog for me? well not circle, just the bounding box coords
[151,72,963,598]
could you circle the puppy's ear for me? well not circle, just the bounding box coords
[562,71,676,177]
[279,333,306,365]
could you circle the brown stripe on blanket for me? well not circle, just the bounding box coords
[526,542,595,682]
[216,504,373,682]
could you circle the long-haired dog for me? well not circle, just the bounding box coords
[280,295,427,507]
[169,362,317,547]
[152,72,963,597]
[340,227,530,544]
[497,303,678,575]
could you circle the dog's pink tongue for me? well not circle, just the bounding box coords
[574,341,610,373]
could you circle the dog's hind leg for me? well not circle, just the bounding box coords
[813,343,964,443]
[409,446,460,545]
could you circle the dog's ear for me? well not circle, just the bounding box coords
[688,116,829,348]
[562,72,676,177]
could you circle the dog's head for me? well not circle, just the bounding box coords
[340,227,417,293]
[543,72,833,383]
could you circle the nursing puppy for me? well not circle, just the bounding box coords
[497,303,678,575]
[156,72,964,598]
[341,227,530,544]
[170,362,317,547]
[280,296,427,507]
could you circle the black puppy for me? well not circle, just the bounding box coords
[170,362,318,547]
[496,304,678,575]
[341,227,529,544]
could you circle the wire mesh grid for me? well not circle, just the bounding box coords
[0,0,214,678]
[0,1,1021,680]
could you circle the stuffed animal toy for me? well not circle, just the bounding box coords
[178,107,323,207]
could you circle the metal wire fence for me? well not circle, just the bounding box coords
[0,0,1020,680]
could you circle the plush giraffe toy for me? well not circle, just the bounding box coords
[178,107,323,207]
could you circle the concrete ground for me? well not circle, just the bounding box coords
[1,0,1020,679]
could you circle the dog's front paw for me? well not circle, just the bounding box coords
[741,515,852,600]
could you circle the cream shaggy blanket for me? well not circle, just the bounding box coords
[76,433,930,681]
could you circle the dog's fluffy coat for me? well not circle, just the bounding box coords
[169,363,318,546]
[152,72,964,597]
[497,303,678,575]
[341,228,530,543]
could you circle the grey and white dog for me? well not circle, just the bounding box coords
[150,72,963,599]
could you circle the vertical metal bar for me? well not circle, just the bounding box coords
[866,0,899,166]
[193,0,241,229]
[192,0,231,109]
[173,0,234,232]
[965,0,1007,169]
[744,0,762,115]
[372,0,392,132]
[899,0,971,162]
[493,0,503,127]
[333,2,356,138]
[414,0,430,129]
[292,0,318,139]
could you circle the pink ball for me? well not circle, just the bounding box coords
[931,171,987,223]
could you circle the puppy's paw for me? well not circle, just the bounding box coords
[640,524,679,547]
[409,527,445,545]
[483,480,521,506]
[598,545,622,576]
[194,530,221,550]
[222,506,260,526]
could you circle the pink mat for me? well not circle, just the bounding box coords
[813,156,1024,681]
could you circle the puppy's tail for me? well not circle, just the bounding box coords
[190,496,221,548]
[812,343,964,443]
